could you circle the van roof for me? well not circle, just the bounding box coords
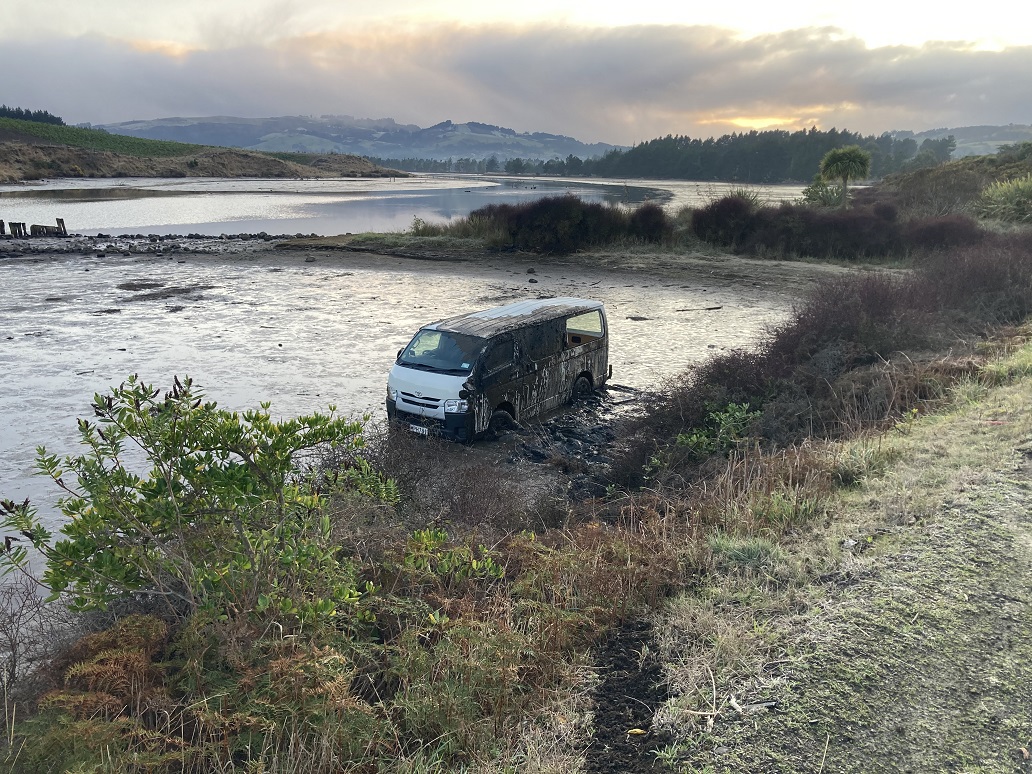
[428,297,605,338]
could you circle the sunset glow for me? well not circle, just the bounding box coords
[3,1,1028,144]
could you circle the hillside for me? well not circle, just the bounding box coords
[910,123,1032,157]
[0,117,398,182]
[871,140,1032,216]
[99,114,623,162]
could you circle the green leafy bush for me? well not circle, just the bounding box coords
[976,174,1032,222]
[675,403,761,460]
[800,175,843,207]
[1,375,397,624]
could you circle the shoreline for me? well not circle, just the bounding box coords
[0,230,866,292]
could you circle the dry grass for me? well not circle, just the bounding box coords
[643,337,1032,770]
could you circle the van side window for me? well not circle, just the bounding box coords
[483,338,514,373]
[524,324,562,362]
[566,310,603,348]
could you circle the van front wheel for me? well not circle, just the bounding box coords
[571,375,593,403]
[489,409,518,436]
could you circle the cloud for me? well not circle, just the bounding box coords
[3,24,1030,145]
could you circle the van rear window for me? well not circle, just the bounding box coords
[566,310,603,335]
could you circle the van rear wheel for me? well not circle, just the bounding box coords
[571,375,593,402]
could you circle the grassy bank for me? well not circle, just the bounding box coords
[649,334,1032,772]
[0,117,209,158]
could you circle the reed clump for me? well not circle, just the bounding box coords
[411,196,673,254]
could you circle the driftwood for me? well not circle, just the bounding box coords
[5,218,66,238]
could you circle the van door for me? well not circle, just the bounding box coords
[519,321,565,418]
[562,309,608,397]
[476,335,518,427]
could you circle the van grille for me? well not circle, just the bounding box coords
[400,391,441,409]
[396,409,445,430]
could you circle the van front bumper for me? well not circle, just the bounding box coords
[386,399,475,442]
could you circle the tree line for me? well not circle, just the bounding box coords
[372,127,957,182]
[367,156,503,174]
[0,105,65,126]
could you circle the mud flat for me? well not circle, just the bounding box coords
[0,237,853,524]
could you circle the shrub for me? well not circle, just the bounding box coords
[691,197,911,260]
[411,197,674,254]
[914,232,1032,323]
[627,201,673,242]
[745,204,903,260]
[673,403,761,461]
[976,174,1032,223]
[903,214,986,253]
[690,193,758,247]
[800,176,843,208]
[885,163,991,218]
[1,375,398,624]
[466,195,630,254]
[872,202,898,221]
[766,273,922,371]
[409,216,447,236]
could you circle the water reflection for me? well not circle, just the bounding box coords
[0,176,662,236]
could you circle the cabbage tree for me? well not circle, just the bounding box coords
[819,146,872,208]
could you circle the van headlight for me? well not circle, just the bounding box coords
[388,386,399,401]
[444,399,470,413]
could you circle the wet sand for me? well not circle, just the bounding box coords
[0,238,852,524]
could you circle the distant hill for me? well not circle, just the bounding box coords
[98,115,623,162]
[0,116,396,182]
[898,124,1032,158]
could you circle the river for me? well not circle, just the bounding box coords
[0,175,805,236]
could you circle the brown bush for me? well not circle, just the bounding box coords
[609,231,1032,485]
[913,231,1032,323]
[903,214,986,253]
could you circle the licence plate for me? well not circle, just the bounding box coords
[409,424,429,436]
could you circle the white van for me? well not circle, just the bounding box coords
[387,297,610,441]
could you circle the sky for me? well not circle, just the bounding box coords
[2,0,1030,145]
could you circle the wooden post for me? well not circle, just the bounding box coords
[0,219,5,235]
[56,218,66,236]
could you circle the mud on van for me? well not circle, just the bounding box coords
[386,297,610,441]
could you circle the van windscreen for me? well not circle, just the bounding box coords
[398,330,487,374]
